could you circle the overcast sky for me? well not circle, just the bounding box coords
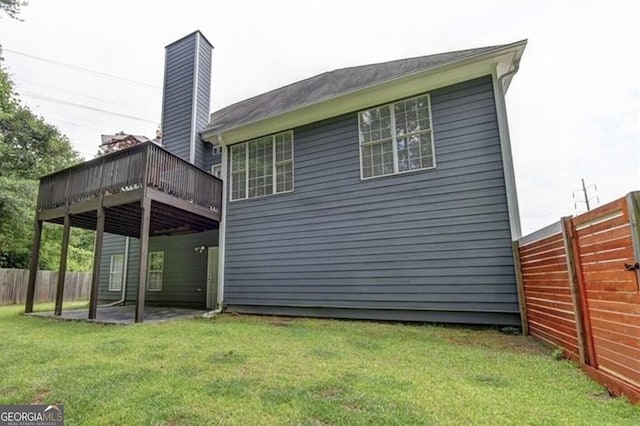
[0,0,638,234]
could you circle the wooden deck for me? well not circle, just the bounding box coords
[26,142,223,323]
[36,141,222,236]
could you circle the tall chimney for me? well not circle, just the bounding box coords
[160,31,213,167]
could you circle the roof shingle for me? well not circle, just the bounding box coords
[208,42,514,133]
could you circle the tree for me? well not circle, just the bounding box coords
[0,0,27,20]
[0,56,94,271]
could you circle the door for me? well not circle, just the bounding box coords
[206,247,219,309]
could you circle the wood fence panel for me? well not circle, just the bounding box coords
[518,192,640,403]
[518,228,580,359]
[0,269,91,305]
[573,198,640,390]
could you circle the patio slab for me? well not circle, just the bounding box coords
[28,305,209,324]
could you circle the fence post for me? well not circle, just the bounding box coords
[561,216,596,367]
[626,192,640,290]
[511,241,529,335]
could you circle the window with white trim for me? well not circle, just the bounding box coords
[359,94,435,179]
[211,164,222,178]
[108,254,124,291]
[230,131,293,200]
[211,144,222,155]
[147,251,164,291]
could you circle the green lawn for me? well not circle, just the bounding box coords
[0,304,638,425]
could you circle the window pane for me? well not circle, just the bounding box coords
[149,252,163,270]
[276,162,293,192]
[359,106,391,143]
[231,144,246,171]
[394,95,430,136]
[248,137,273,198]
[148,252,163,291]
[397,133,434,171]
[231,171,246,200]
[362,140,393,178]
[275,132,292,162]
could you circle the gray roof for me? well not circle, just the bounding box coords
[208,42,515,133]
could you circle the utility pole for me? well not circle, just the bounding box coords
[573,178,599,212]
[581,178,590,211]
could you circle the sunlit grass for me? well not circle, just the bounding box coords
[0,305,638,425]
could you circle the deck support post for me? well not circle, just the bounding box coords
[54,213,71,316]
[89,202,105,319]
[25,218,43,313]
[135,197,151,323]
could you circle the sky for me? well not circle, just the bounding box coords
[0,0,638,235]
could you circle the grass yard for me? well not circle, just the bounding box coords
[0,304,638,425]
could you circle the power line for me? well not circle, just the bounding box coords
[36,108,125,130]
[21,91,158,124]
[15,78,152,112]
[3,48,162,90]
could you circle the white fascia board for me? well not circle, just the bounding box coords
[202,41,526,145]
[492,68,522,241]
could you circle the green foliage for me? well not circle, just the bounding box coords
[0,60,79,179]
[0,310,638,424]
[0,176,36,267]
[0,56,93,271]
[0,0,27,20]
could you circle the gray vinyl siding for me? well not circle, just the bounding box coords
[223,75,519,325]
[98,230,218,308]
[161,34,196,162]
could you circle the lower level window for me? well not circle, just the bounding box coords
[147,251,164,291]
[108,254,124,291]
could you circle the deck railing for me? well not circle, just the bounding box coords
[37,142,222,213]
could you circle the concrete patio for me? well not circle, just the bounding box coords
[28,305,210,324]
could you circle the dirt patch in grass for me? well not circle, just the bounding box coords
[30,390,51,404]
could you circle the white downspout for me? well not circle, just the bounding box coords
[204,134,227,317]
[493,60,522,240]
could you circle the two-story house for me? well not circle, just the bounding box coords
[26,31,526,325]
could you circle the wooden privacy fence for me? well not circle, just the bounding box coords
[0,269,90,305]
[515,191,640,403]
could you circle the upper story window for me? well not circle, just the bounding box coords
[230,131,293,201]
[358,94,435,179]
[211,144,222,156]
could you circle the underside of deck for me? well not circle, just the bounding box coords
[41,188,219,238]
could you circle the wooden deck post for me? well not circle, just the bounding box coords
[89,203,105,319]
[54,213,71,316]
[511,241,529,335]
[25,218,43,313]
[135,197,151,323]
